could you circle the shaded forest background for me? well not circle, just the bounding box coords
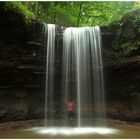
[1,1,140,27]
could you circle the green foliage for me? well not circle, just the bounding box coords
[34,1,138,27]
[2,1,139,27]
[4,2,35,19]
[112,41,140,57]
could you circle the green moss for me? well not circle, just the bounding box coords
[3,2,35,21]
[112,41,139,57]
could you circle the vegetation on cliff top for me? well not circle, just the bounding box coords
[1,1,140,26]
[0,2,34,19]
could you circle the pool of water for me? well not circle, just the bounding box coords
[0,126,140,138]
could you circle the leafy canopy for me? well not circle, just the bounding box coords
[3,1,140,26]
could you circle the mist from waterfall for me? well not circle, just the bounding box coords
[44,24,105,127]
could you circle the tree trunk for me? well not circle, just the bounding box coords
[77,4,83,27]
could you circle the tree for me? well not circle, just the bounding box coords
[3,1,138,27]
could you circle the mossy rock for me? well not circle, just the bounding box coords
[109,9,140,57]
[0,2,32,44]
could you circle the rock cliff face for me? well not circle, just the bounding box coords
[0,5,46,121]
[0,7,140,122]
[104,54,140,121]
[101,10,140,121]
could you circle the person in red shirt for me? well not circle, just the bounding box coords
[67,98,75,121]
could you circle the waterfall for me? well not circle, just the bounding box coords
[63,27,105,127]
[44,24,105,127]
[44,24,55,126]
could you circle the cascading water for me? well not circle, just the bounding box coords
[44,24,105,127]
[44,24,55,126]
[26,24,120,136]
[63,27,105,127]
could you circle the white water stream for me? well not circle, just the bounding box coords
[45,25,105,127]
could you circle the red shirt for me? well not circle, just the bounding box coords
[67,101,75,111]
